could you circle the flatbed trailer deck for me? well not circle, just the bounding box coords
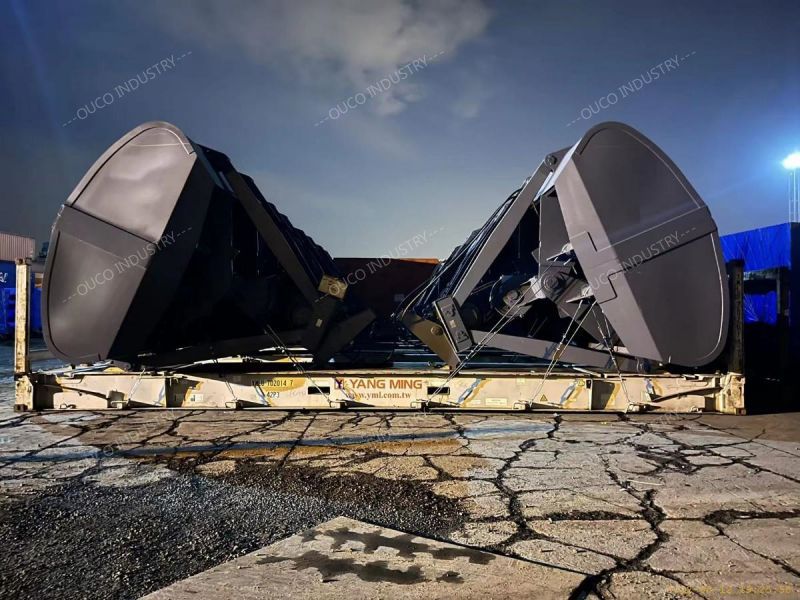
[13,260,746,414]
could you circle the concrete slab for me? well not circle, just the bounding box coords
[142,517,583,599]
[3,381,800,600]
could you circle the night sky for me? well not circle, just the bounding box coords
[1,0,798,257]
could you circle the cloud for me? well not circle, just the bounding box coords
[448,57,495,119]
[451,85,492,119]
[149,0,492,115]
[338,112,418,159]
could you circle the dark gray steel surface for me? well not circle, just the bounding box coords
[400,122,729,370]
[43,122,373,367]
[553,123,728,366]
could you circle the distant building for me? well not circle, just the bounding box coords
[0,231,37,337]
[0,231,35,263]
[0,231,35,288]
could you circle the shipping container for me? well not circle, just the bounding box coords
[334,257,438,319]
[0,232,34,263]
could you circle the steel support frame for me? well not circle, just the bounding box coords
[15,367,745,414]
[424,149,634,370]
[224,169,374,364]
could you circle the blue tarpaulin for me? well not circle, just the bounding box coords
[0,260,42,335]
[0,261,14,288]
[742,292,778,325]
[720,222,797,325]
[0,287,14,336]
[720,222,792,272]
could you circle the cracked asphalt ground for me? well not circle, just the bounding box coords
[1,374,799,597]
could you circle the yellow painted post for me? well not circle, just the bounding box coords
[14,258,30,376]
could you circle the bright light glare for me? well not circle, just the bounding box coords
[783,152,800,170]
